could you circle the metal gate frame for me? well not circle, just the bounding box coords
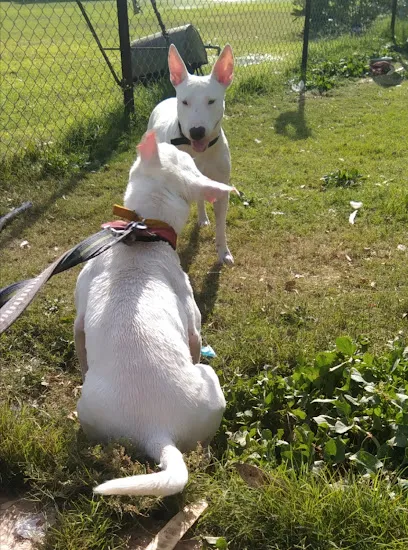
[75,0,135,121]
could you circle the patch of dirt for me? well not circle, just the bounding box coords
[0,495,54,550]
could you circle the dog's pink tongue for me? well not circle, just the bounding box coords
[192,140,208,153]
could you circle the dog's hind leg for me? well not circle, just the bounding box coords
[74,316,88,382]
[197,199,210,227]
[189,331,202,364]
[185,286,202,364]
[191,363,226,444]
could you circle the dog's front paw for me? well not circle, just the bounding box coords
[198,217,210,228]
[218,247,234,266]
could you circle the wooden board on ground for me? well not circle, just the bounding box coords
[133,500,207,550]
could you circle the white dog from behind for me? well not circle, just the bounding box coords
[74,131,234,496]
[148,44,234,265]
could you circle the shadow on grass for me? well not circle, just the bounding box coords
[274,92,312,141]
[179,224,222,325]
[196,263,221,324]
[0,81,173,249]
[0,109,132,249]
[179,224,201,273]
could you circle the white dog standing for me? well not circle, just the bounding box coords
[74,131,235,497]
[148,44,235,265]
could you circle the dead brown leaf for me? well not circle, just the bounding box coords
[284,280,297,292]
[233,463,270,488]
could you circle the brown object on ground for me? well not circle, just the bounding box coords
[137,500,207,550]
[369,60,394,76]
[233,463,270,488]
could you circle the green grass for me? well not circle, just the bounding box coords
[196,466,408,549]
[1,8,408,549]
[1,71,408,547]
[1,0,403,175]
[0,0,301,158]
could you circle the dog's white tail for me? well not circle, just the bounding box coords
[93,442,188,497]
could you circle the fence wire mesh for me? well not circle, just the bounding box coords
[0,1,124,159]
[0,0,304,160]
[0,1,405,161]
[126,0,304,80]
[298,0,407,62]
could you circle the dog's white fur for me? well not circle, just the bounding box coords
[147,44,234,265]
[74,131,233,497]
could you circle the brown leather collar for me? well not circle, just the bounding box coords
[112,204,172,229]
[107,205,177,250]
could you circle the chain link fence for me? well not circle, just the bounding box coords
[126,0,304,78]
[0,0,304,161]
[298,0,407,61]
[0,0,405,162]
[0,1,123,160]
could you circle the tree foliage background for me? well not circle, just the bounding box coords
[292,0,399,37]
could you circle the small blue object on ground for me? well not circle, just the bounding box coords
[201,345,216,358]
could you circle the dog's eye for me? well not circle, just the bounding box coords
[182,100,188,106]
[208,99,215,105]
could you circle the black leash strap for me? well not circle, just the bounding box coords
[0,223,140,335]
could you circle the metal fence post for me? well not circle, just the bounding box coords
[301,0,312,84]
[391,0,398,42]
[116,0,135,122]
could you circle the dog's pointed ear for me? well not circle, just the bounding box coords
[198,177,239,204]
[211,44,234,87]
[137,130,159,162]
[168,44,188,87]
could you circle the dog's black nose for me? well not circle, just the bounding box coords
[189,126,206,141]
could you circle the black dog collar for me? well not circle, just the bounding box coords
[171,122,220,148]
